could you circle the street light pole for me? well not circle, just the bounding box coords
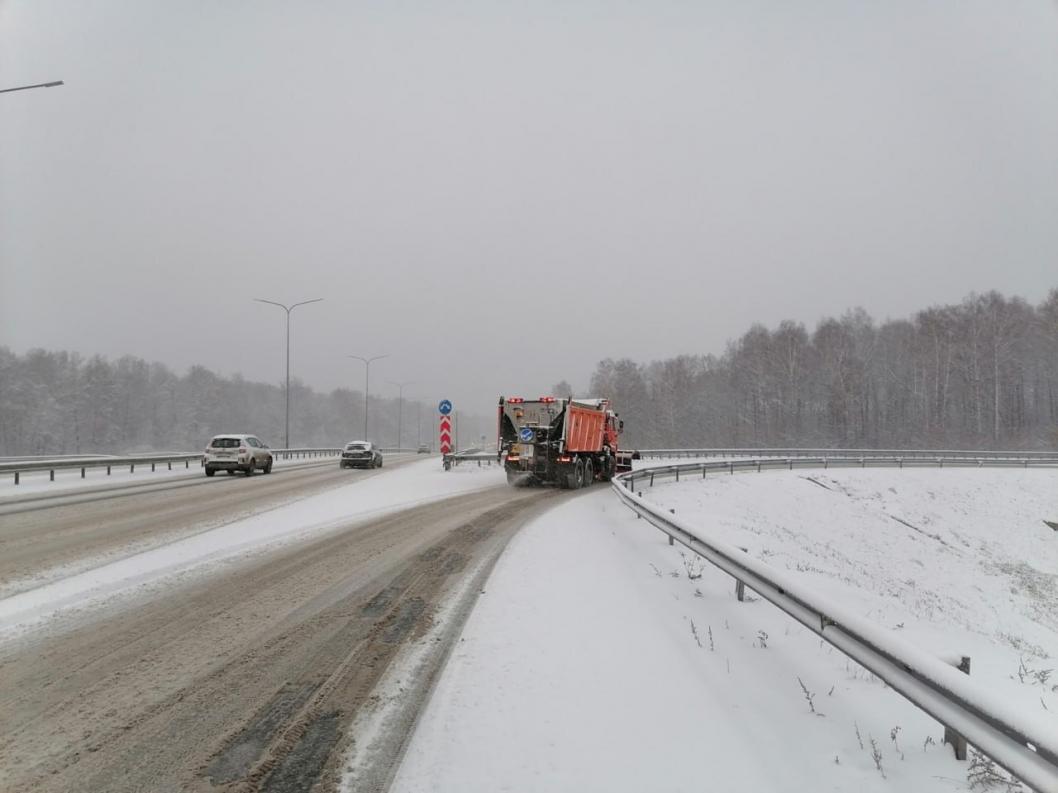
[389,381,414,450]
[253,298,323,448]
[0,80,64,95]
[348,355,388,441]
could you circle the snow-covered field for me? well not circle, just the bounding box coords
[392,467,1057,792]
[0,459,504,637]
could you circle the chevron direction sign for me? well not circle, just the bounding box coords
[439,400,453,454]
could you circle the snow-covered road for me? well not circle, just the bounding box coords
[0,459,505,637]
[0,458,547,793]
[393,467,1057,792]
[0,451,349,500]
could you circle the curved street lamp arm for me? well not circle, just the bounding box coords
[253,298,291,312]
[255,297,324,314]
[0,80,64,94]
[347,354,389,365]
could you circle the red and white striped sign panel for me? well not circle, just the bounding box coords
[439,415,452,454]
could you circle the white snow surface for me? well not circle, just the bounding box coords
[392,468,1057,792]
[0,459,504,638]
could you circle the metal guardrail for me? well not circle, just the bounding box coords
[612,454,1058,792]
[0,454,119,463]
[274,448,342,460]
[441,451,498,470]
[626,456,1058,489]
[0,448,343,485]
[637,447,1058,460]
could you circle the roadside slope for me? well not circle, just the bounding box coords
[392,470,1056,793]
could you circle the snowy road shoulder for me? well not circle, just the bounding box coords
[392,469,1057,793]
[0,459,504,638]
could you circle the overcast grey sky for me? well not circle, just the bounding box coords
[2,1,1057,418]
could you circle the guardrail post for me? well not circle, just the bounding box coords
[107,465,111,475]
[675,468,680,482]
[186,460,189,469]
[944,656,971,760]
[650,472,655,487]
[168,461,172,471]
[14,472,19,485]
[50,469,55,481]
[668,508,675,544]
[735,547,748,601]
[130,463,135,473]
[151,462,156,472]
[81,467,86,478]
[729,462,734,475]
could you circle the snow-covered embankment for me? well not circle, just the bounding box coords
[392,467,1057,792]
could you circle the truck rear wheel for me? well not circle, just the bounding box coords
[582,459,594,487]
[569,460,586,489]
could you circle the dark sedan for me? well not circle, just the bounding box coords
[340,441,383,469]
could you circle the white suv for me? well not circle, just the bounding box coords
[204,434,274,477]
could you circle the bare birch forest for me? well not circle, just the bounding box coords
[0,353,454,455]
[2,290,1055,455]
[590,290,1058,450]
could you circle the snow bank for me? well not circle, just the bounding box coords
[392,468,1057,792]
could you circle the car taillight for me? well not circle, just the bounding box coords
[506,397,524,403]
[239,446,247,454]
[558,455,572,463]
[539,396,556,403]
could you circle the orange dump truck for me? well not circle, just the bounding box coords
[498,396,634,488]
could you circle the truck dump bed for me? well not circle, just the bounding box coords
[564,401,607,452]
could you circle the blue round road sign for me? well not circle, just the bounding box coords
[519,427,535,442]
[438,399,453,415]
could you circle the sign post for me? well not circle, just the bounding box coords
[438,399,453,455]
